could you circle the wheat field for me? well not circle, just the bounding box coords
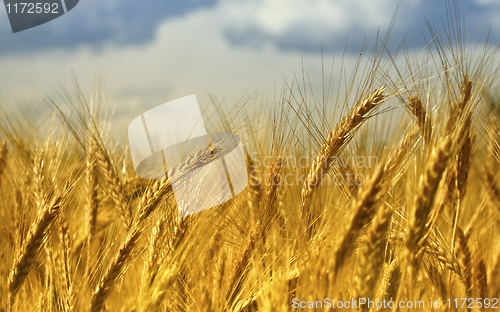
[1,15,500,312]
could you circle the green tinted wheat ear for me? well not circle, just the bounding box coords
[404,136,452,279]
[8,197,63,306]
[377,258,401,305]
[301,87,387,237]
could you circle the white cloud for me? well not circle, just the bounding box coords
[0,3,342,132]
[0,0,496,138]
[219,0,422,51]
[223,0,398,35]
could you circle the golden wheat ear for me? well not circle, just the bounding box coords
[425,238,464,283]
[260,156,283,246]
[354,205,393,310]
[226,228,257,310]
[332,161,386,276]
[406,95,432,144]
[473,258,488,300]
[8,196,63,307]
[59,222,76,312]
[404,136,452,280]
[301,87,387,239]
[456,227,473,293]
[138,263,179,312]
[0,141,8,188]
[96,146,132,229]
[90,229,141,312]
[85,140,98,244]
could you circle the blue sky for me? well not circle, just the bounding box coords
[0,0,218,54]
[1,0,498,54]
[0,0,499,129]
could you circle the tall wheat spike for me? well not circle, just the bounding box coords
[0,141,8,188]
[301,87,387,238]
[8,197,63,307]
[86,140,98,243]
[404,136,452,280]
[332,162,386,275]
[456,227,472,292]
[406,96,431,144]
[261,156,283,245]
[96,146,132,229]
[90,229,141,312]
[354,205,393,310]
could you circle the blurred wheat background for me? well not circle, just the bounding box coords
[1,11,500,312]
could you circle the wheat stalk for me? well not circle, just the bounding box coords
[301,87,387,238]
[406,96,431,144]
[377,258,401,306]
[8,197,63,307]
[59,223,75,312]
[260,156,283,245]
[86,140,99,243]
[97,146,132,229]
[425,238,464,282]
[404,136,452,280]
[474,259,488,303]
[90,229,141,312]
[332,162,386,275]
[227,228,257,310]
[456,227,472,292]
[354,205,393,309]
[0,141,8,188]
[138,263,179,312]
[140,219,164,298]
[451,112,474,254]
[89,140,215,312]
